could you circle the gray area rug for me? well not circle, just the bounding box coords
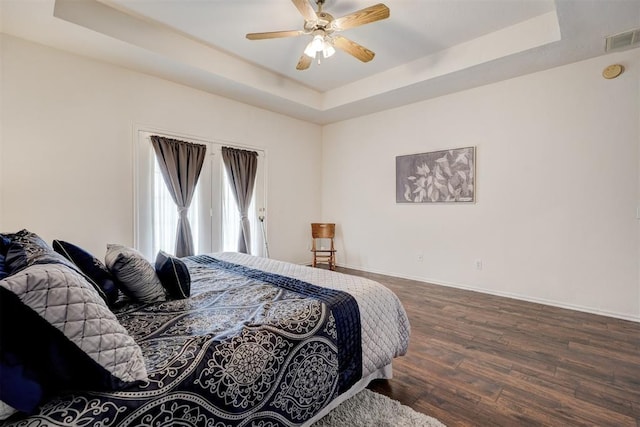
[313,389,446,427]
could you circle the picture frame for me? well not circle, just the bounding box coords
[396,146,476,203]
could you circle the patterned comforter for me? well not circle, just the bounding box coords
[4,253,410,426]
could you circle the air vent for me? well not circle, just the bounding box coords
[605,28,640,52]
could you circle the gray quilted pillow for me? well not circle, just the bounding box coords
[0,401,17,421]
[105,244,166,303]
[0,263,148,384]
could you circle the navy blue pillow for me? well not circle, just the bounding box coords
[0,234,11,256]
[2,231,113,308]
[3,230,51,274]
[0,254,7,280]
[155,251,190,300]
[3,230,74,276]
[0,232,9,279]
[0,287,121,414]
[52,240,119,307]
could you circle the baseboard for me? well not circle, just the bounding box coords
[337,263,640,323]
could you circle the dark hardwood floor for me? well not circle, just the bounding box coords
[335,267,640,427]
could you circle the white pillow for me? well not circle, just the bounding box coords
[105,244,166,303]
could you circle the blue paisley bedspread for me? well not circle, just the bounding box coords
[4,255,362,427]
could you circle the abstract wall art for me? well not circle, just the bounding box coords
[396,146,475,203]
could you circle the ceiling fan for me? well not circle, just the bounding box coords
[246,0,390,70]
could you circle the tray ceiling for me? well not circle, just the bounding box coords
[2,0,639,124]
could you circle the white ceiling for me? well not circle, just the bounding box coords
[1,0,639,124]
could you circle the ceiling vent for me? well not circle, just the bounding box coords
[605,28,640,52]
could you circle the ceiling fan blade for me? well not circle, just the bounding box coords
[291,0,318,23]
[332,35,375,62]
[246,30,305,40]
[330,3,390,31]
[296,54,312,70]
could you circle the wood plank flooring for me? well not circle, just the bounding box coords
[334,267,640,427]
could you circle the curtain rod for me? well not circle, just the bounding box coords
[146,131,265,156]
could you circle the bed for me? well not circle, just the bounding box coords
[0,230,410,426]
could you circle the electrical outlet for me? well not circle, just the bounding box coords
[475,259,483,270]
[417,253,424,262]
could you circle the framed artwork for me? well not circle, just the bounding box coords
[396,146,475,203]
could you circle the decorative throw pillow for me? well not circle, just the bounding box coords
[0,401,17,421]
[0,254,7,280]
[0,234,11,256]
[105,244,166,303]
[52,240,120,307]
[3,230,78,274]
[2,230,111,304]
[3,229,56,274]
[0,264,148,414]
[155,251,191,300]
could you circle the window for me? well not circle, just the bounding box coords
[135,129,266,260]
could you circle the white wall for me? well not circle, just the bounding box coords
[323,50,640,321]
[0,35,322,264]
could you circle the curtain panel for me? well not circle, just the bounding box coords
[221,147,258,254]
[150,135,207,257]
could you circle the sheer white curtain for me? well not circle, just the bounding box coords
[221,167,260,255]
[152,158,199,257]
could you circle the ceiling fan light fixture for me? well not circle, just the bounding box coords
[323,43,335,58]
[304,40,317,57]
[305,34,334,59]
[304,34,325,57]
[311,34,324,51]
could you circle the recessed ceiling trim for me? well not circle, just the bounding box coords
[52,0,562,115]
[53,0,324,109]
[323,10,561,110]
[3,0,637,124]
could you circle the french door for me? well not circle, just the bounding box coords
[134,128,266,259]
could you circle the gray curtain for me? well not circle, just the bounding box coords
[150,135,206,257]
[221,147,258,254]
